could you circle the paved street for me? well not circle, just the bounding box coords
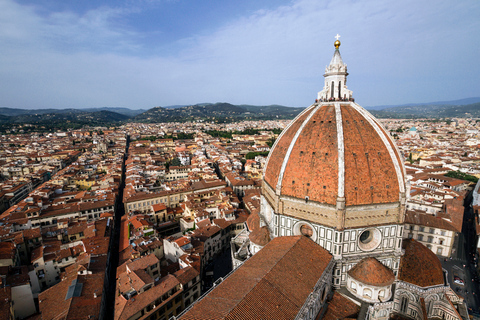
[440,192,480,315]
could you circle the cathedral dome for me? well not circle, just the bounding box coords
[262,41,406,230]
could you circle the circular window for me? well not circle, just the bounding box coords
[300,225,313,237]
[360,230,373,244]
[293,221,317,241]
[358,228,382,251]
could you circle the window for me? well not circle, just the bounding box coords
[417,234,423,241]
[439,239,444,245]
[437,247,443,255]
[441,230,446,236]
[360,230,373,243]
[363,288,372,298]
[408,233,413,239]
[300,225,313,237]
[351,281,357,292]
[429,228,435,234]
[427,236,433,244]
[400,297,409,313]
[419,227,425,232]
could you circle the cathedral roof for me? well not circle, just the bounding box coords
[347,257,395,287]
[264,102,406,207]
[180,236,332,320]
[398,239,444,287]
[323,291,360,320]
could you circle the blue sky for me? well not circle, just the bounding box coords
[0,0,479,109]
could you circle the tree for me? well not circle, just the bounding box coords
[445,171,478,183]
[245,151,269,159]
[408,153,413,164]
[266,137,276,148]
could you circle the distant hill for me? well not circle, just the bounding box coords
[0,107,145,117]
[369,102,480,119]
[132,103,304,123]
[78,107,146,117]
[1,97,478,130]
[0,110,130,131]
[0,107,80,117]
[365,97,480,110]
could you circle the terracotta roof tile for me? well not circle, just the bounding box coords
[264,103,404,207]
[181,236,332,320]
[399,239,444,287]
[248,226,271,246]
[322,291,360,320]
[347,257,395,286]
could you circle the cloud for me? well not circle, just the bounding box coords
[0,0,479,109]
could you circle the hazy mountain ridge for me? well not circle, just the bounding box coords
[132,103,304,123]
[365,97,480,110]
[1,97,479,129]
[369,102,480,119]
[0,107,145,117]
[0,110,129,124]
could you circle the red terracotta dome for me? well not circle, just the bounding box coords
[249,226,271,247]
[347,257,395,287]
[399,239,444,287]
[264,102,405,207]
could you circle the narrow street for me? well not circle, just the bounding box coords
[441,192,480,315]
[100,135,129,320]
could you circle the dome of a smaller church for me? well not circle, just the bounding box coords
[346,257,395,303]
[249,226,271,247]
[399,239,444,287]
[348,257,395,287]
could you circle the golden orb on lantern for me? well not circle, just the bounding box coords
[334,40,341,49]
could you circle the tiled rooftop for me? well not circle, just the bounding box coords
[181,236,332,320]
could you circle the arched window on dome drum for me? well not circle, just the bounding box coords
[331,81,334,98]
[350,281,357,292]
[300,224,313,237]
[363,288,372,298]
[378,290,385,298]
[338,81,341,99]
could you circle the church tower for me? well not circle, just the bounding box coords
[258,37,407,288]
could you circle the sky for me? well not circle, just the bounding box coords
[0,0,479,110]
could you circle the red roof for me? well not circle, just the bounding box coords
[347,257,395,287]
[181,236,332,320]
[399,239,444,287]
